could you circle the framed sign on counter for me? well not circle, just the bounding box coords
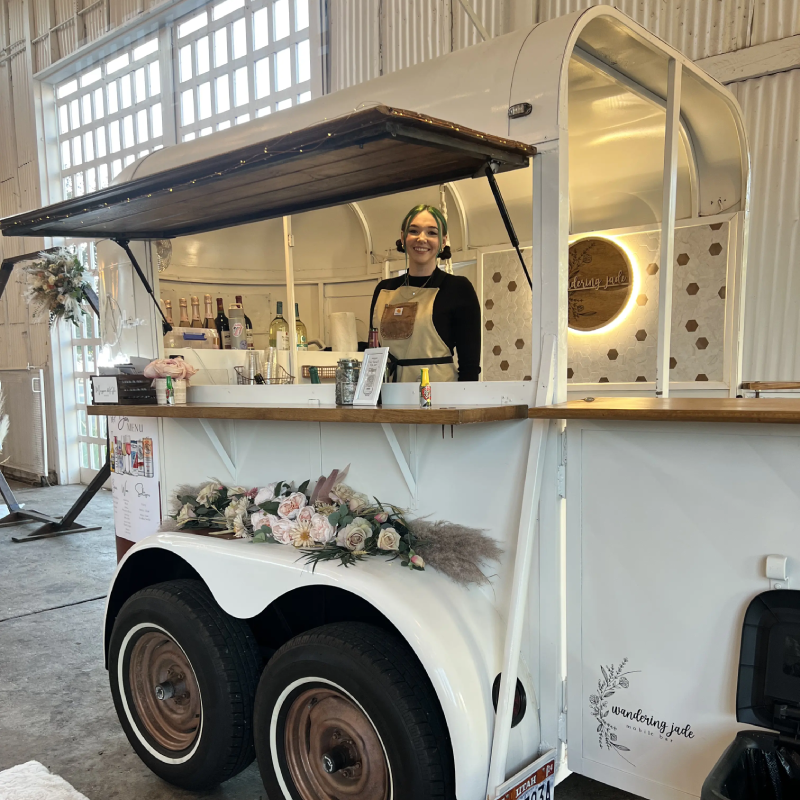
[353,347,390,406]
[109,415,162,543]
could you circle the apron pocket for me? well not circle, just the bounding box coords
[380,302,418,340]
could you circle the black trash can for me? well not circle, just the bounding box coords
[701,590,800,800]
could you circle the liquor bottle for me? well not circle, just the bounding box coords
[269,301,290,350]
[178,298,190,327]
[228,303,248,350]
[419,367,432,408]
[368,327,380,348]
[215,298,230,349]
[295,303,308,350]
[202,294,214,328]
[163,299,174,326]
[190,296,203,328]
[235,295,254,349]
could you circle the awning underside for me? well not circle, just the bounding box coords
[0,106,535,241]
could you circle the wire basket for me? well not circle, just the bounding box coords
[234,364,294,385]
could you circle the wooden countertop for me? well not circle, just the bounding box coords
[87,402,528,425]
[529,397,800,424]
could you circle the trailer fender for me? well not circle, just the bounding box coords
[105,533,539,798]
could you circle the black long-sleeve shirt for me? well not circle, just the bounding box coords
[369,268,481,381]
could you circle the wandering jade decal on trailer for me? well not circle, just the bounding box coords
[590,659,696,767]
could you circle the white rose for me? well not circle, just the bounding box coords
[349,492,370,512]
[255,483,278,504]
[224,495,249,520]
[196,482,221,506]
[337,517,373,551]
[377,527,401,551]
[176,503,196,527]
[228,485,248,496]
[331,482,355,503]
[277,491,307,520]
[250,510,269,531]
[267,514,294,544]
[310,513,335,544]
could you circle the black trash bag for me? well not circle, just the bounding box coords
[704,732,800,800]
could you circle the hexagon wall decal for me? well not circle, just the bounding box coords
[492,345,502,356]
[685,319,698,332]
[669,357,677,369]
[686,283,700,295]
[492,272,502,283]
[636,294,648,306]
[508,281,517,292]
[515,339,525,349]
[485,299,494,310]
[696,374,708,381]
[677,253,690,266]
[567,368,574,379]
[646,263,659,275]
[696,337,709,350]
[635,329,647,341]
[598,377,609,383]
[709,242,723,256]
[500,360,509,371]
[718,286,726,299]
[485,320,494,331]
[709,222,723,230]
[607,349,618,360]
[636,376,647,382]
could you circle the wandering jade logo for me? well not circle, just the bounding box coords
[589,659,695,767]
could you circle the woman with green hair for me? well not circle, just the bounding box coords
[369,204,481,382]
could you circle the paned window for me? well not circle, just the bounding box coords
[55,37,165,199]
[175,0,313,141]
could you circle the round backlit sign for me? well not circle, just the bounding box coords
[568,238,634,332]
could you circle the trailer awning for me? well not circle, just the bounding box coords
[0,106,535,241]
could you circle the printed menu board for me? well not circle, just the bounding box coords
[109,415,162,543]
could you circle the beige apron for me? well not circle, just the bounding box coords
[372,284,458,383]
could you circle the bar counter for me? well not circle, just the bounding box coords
[87,402,528,425]
[529,397,800,424]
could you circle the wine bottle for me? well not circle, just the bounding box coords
[215,297,230,349]
[295,303,308,350]
[190,296,203,328]
[178,298,190,327]
[269,301,289,350]
[202,294,214,328]
[164,299,174,326]
[235,295,254,349]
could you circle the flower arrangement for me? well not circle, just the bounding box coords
[170,469,426,571]
[143,358,198,381]
[22,249,92,328]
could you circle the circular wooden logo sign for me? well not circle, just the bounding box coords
[568,238,633,332]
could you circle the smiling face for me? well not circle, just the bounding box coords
[402,210,446,275]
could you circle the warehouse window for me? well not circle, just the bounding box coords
[55,36,165,198]
[175,0,313,141]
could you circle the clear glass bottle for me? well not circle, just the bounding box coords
[178,298,190,327]
[190,296,203,328]
[295,303,308,350]
[269,301,290,350]
[335,358,360,405]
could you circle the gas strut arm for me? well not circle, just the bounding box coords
[113,238,173,334]
[484,163,533,289]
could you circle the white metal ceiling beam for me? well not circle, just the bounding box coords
[697,33,800,84]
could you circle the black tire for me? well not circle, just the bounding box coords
[254,622,455,800]
[108,579,262,790]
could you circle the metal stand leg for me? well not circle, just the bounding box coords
[11,461,109,542]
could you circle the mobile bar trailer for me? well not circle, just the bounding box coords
[6,7,789,800]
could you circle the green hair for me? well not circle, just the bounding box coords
[400,204,448,257]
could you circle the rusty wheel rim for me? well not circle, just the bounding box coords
[128,630,201,752]
[283,686,390,800]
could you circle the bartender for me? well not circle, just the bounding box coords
[369,204,481,382]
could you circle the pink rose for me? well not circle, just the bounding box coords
[410,554,425,568]
[267,514,294,544]
[143,358,197,381]
[255,483,278,504]
[374,511,388,524]
[297,505,314,523]
[277,492,307,520]
[309,513,335,544]
[250,510,269,531]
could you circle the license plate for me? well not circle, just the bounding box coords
[493,750,556,800]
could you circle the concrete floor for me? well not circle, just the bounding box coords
[0,481,641,800]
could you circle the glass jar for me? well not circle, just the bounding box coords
[335,358,360,405]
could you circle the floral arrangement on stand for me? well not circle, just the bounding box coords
[162,468,502,585]
[21,249,92,328]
